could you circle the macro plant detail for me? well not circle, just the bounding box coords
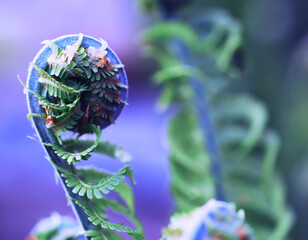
[139,1,294,239]
[14,2,297,240]
[24,33,127,142]
[21,34,144,240]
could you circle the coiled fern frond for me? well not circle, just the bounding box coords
[22,34,144,240]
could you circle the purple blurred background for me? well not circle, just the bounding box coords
[0,1,173,239]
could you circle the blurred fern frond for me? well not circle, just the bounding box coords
[142,7,293,239]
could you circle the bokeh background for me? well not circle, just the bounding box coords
[0,0,308,239]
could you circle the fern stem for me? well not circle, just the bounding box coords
[27,89,94,240]
[192,83,225,201]
[182,48,225,201]
[162,7,225,201]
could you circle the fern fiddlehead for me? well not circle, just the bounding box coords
[22,34,144,240]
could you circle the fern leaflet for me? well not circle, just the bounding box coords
[46,124,102,164]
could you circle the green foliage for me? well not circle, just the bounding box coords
[45,124,102,165]
[23,34,128,140]
[67,165,144,239]
[23,34,142,239]
[34,229,58,240]
[77,167,136,213]
[31,63,83,101]
[42,33,85,79]
[168,108,214,212]
[143,22,199,49]
[213,95,267,159]
[85,230,122,240]
[62,139,132,163]
[19,75,77,111]
[142,7,293,240]
[53,164,132,200]
[73,198,133,232]
[38,137,142,239]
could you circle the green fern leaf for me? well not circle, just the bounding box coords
[77,167,136,213]
[143,22,199,49]
[51,162,133,200]
[31,63,83,100]
[72,198,138,235]
[85,229,124,240]
[62,139,132,163]
[214,95,267,159]
[168,108,214,212]
[46,124,101,164]
[153,65,207,84]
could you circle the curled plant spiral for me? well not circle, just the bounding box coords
[21,34,143,239]
[26,33,128,140]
